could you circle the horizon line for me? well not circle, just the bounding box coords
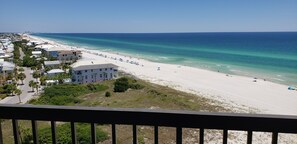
[1,31,297,34]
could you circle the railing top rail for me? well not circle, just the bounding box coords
[0,104,297,133]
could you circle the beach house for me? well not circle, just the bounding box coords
[46,69,65,78]
[71,61,118,84]
[31,51,42,58]
[0,61,15,74]
[58,50,82,63]
[0,50,11,59]
[44,60,61,69]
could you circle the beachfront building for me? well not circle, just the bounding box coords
[58,50,82,63]
[71,61,118,84]
[45,49,59,58]
[44,60,61,69]
[46,69,64,78]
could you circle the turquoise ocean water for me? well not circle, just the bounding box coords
[32,32,297,85]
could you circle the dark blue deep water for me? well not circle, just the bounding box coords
[32,32,297,85]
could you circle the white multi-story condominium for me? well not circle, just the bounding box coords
[58,50,82,63]
[71,61,118,84]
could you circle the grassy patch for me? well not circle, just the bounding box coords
[21,123,108,144]
[79,77,228,112]
[29,83,108,105]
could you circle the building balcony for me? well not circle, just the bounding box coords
[0,104,296,144]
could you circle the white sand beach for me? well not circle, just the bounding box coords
[25,35,297,115]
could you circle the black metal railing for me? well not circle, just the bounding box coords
[0,104,296,144]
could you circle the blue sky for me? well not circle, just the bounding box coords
[0,0,296,33]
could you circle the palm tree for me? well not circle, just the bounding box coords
[34,82,39,94]
[3,83,17,96]
[36,63,42,71]
[13,67,18,77]
[40,76,47,86]
[7,73,13,81]
[17,73,26,85]
[18,67,24,73]
[33,71,40,81]
[29,80,35,92]
[0,74,5,85]
[31,66,36,71]
[15,89,22,103]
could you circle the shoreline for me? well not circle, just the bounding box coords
[26,34,297,115]
[30,34,297,86]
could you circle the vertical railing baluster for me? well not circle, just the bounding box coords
[272,132,278,144]
[71,122,77,144]
[12,119,20,144]
[176,127,182,144]
[154,126,158,144]
[51,121,57,144]
[133,125,137,144]
[247,131,252,144]
[112,124,116,144]
[31,120,39,144]
[91,123,96,144]
[199,128,204,144]
[0,119,3,144]
[223,129,228,144]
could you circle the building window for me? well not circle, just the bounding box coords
[91,69,93,72]
[91,75,93,79]
[110,68,113,70]
[110,73,112,78]
[100,69,102,71]
[85,75,88,79]
[85,70,87,72]
[100,74,102,78]
[105,68,107,71]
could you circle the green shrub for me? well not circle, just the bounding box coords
[87,83,97,91]
[22,123,108,144]
[131,79,137,83]
[105,91,111,97]
[22,56,38,67]
[129,83,144,90]
[114,77,129,92]
[30,84,108,105]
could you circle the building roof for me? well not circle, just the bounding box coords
[0,61,15,71]
[59,50,82,55]
[44,61,61,66]
[72,60,118,71]
[44,47,64,52]
[32,51,42,55]
[47,69,64,74]
[2,67,14,71]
